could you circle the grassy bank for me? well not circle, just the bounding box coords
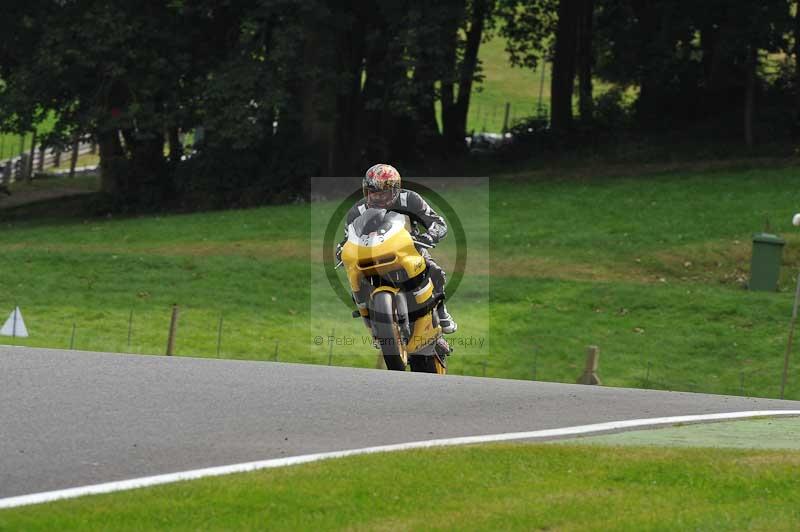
[564,416,800,449]
[1,163,800,398]
[2,442,799,530]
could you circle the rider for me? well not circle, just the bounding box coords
[337,163,457,334]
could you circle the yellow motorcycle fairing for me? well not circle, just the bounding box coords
[406,312,439,353]
[412,278,434,305]
[341,229,426,293]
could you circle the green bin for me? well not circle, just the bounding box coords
[749,232,785,292]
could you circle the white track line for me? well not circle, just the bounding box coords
[2,409,799,510]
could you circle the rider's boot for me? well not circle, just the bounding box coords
[438,303,457,334]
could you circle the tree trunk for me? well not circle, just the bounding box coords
[551,0,579,134]
[440,2,466,148]
[27,131,37,181]
[700,24,717,89]
[168,127,182,165]
[794,1,800,113]
[132,131,169,205]
[450,0,490,144]
[98,129,127,196]
[744,45,757,149]
[301,32,336,176]
[630,0,662,125]
[410,3,444,147]
[333,18,365,176]
[361,10,405,163]
[576,0,594,123]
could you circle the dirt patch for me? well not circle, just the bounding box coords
[733,452,800,468]
[144,239,308,259]
[645,235,800,287]
[497,156,800,182]
[488,256,653,282]
[0,239,309,260]
[0,188,95,210]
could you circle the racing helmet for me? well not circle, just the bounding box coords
[363,164,401,208]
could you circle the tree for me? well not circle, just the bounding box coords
[496,0,559,126]
[576,0,595,121]
[550,0,579,133]
[441,0,496,150]
[0,0,250,207]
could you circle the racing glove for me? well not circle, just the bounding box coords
[415,233,436,249]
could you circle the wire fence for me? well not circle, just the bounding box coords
[467,101,550,134]
[0,305,291,361]
[0,133,96,185]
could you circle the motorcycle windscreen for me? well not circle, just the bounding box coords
[351,208,404,237]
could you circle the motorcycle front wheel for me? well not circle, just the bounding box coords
[371,291,407,371]
[409,354,447,374]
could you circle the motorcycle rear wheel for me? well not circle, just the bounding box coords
[371,291,407,371]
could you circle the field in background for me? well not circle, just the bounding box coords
[0,114,57,161]
[3,440,799,530]
[468,34,550,133]
[2,163,800,399]
[468,33,614,132]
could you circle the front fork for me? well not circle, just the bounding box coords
[366,287,411,344]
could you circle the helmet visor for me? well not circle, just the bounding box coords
[367,189,395,208]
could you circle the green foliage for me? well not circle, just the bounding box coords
[0,0,506,205]
[590,86,633,132]
[495,0,557,70]
[594,0,793,125]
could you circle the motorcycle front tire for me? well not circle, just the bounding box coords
[371,291,407,371]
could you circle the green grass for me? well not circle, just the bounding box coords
[0,131,37,161]
[2,163,800,399]
[2,443,800,530]
[468,33,613,132]
[469,34,550,132]
[0,113,57,161]
[562,417,800,449]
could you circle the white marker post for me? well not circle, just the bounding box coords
[1,307,29,338]
[782,274,800,399]
[782,214,800,399]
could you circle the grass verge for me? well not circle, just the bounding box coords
[560,416,800,449]
[2,443,799,530]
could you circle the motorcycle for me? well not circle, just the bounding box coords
[337,208,451,374]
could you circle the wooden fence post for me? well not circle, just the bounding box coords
[166,304,180,356]
[577,345,602,385]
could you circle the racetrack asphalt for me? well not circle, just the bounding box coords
[2,346,799,499]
